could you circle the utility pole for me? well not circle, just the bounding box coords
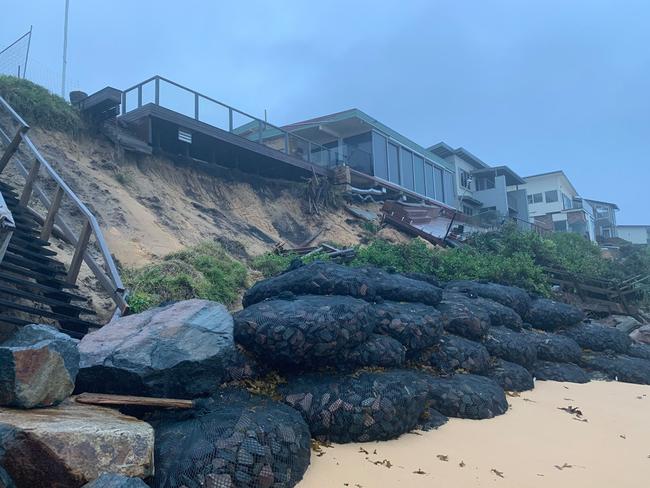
[61,0,70,98]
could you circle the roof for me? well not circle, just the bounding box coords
[583,198,620,210]
[523,170,579,196]
[472,165,526,186]
[428,142,489,169]
[617,224,650,228]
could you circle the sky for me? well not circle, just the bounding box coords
[1,0,648,224]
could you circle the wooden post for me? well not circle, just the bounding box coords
[19,159,41,206]
[40,186,64,240]
[0,127,27,173]
[66,220,91,285]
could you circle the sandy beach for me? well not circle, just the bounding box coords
[298,380,650,488]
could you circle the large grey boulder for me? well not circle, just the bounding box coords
[0,399,153,488]
[0,324,79,408]
[77,300,239,399]
[82,474,149,487]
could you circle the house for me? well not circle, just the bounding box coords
[516,171,596,241]
[273,109,459,208]
[428,142,529,227]
[617,225,650,245]
[584,199,619,242]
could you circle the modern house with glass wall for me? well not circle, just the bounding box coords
[273,109,458,209]
[428,142,529,226]
[584,199,619,242]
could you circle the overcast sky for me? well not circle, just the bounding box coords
[2,0,648,224]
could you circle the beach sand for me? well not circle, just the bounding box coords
[298,380,650,488]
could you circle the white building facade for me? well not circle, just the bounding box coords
[617,225,650,245]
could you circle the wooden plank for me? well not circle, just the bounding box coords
[75,393,194,409]
[40,185,64,240]
[19,159,41,206]
[0,126,28,173]
[66,220,91,285]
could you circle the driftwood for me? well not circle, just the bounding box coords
[75,392,194,409]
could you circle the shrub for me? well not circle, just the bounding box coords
[351,238,437,275]
[124,242,248,312]
[0,75,82,133]
[250,249,332,278]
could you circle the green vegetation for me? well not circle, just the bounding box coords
[251,249,332,278]
[0,76,82,133]
[124,242,248,313]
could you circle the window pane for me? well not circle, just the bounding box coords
[533,193,543,203]
[424,163,434,197]
[434,167,444,201]
[372,133,388,180]
[400,148,414,190]
[545,190,558,203]
[413,155,425,195]
[388,143,400,184]
[443,171,455,206]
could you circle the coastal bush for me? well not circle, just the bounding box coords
[124,242,248,312]
[250,249,332,278]
[0,75,82,133]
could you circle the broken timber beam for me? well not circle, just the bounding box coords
[75,392,194,409]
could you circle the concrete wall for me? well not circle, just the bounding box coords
[618,226,650,245]
[507,189,529,222]
[474,175,509,216]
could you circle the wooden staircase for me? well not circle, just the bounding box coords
[0,95,127,338]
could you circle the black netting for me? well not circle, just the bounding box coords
[436,298,490,340]
[483,358,534,392]
[278,370,434,443]
[525,298,585,330]
[371,301,443,353]
[560,323,631,354]
[629,343,650,360]
[417,334,491,374]
[443,292,523,331]
[445,281,532,317]
[531,361,589,383]
[149,389,311,488]
[483,326,537,367]
[579,352,650,385]
[242,262,443,307]
[521,330,582,363]
[346,334,406,368]
[426,374,508,419]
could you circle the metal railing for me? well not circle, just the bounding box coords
[0,95,127,315]
[121,75,344,168]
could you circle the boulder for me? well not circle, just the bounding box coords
[629,324,650,345]
[426,374,508,419]
[420,334,491,374]
[436,298,490,340]
[370,301,443,353]
[483,359,534,392]
[530,361,590,383]
[82,474,149,488]
[347,334,406,368]
[233,295,374,370]
[611,315,643,334]
[151,389,310,488]
[525,298,584,330]
[279,370,433,443]
[560,322,631,354]
[242,261,443,307]
[444,292,523,331]
[0,324,79,408]
[521,329,582,363]
[483,326,537,367]
[445,281,531,317]
[580,352,650,385]
[77,300,239,399]
[629,343,650,361]
[0,399,153,488]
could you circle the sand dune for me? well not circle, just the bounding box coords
[298,380,650,488]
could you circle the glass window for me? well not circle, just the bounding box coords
[434,167,444,201]
[527,194,533,204]
[400,148,414,190]
[460,169,472,190]
[343,132,373,174]
[462,205,474,216]
[562,193,573,210]
[545,190,558,203]
[413,155,425,195]
[388,142,399,184]
[476,176,495,190]
[424,163,434,197]
[554,220,568,232]
[372,133,388,180]
[531,193,543,203]
[443,171,455,206]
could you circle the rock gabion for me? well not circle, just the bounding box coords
[483,326,538,367]
[483,359,534,392]
[233,295,374,370]
[426,374,508,419]
[0,400,154,488]
[151,389,311,488]
[371,301,444,353]
[560,322,632,354]
[419,334,491,374]
[580,352,650,385]
[521,329,582,363]
[629,343,650,361]
[77,300,242,399]
[436,299,490,340]
[444,292,523,331]
[82,474,149,488]
[525,298,585,330]
[346,334,406,368]
[530,361,590,383]
[0,324,79,409]
[279,370,434,443]
[242,261,443,307]
[445,281,532,317]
